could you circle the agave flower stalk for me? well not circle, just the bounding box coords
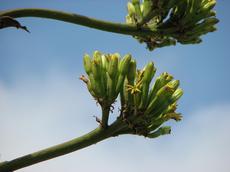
[0,0,218,170]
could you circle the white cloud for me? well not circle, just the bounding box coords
[0,74,230,172]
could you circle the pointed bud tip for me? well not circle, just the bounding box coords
[159,126,171,135]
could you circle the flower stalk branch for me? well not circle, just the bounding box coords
[0,8,156,37]
[0,0,218,51]
[0,119,125,172]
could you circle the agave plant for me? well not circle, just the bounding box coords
[0,0,218,171]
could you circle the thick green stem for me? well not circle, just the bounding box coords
[0,8,157,37]
[0,120,124,172]
[101,106,110,128]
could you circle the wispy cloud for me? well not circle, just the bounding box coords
[0,73,230,172]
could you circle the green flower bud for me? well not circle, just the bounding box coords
[208,11,216,17]
[147,126,171,138]
[91,51,103,81]
[119,54,132,75]
[179,38,202,45]
[132,0,143,21]
[132,0,139,4]
[203,0,216,11]
[126,15,134,24]
[87,81,96,98]
[91,59,101,81]
[127,2,136,16]
[145,83,176,115]
[83,54,92,75]
[142,0,153,18]
[121,78,129,106]
[170,88,183,103]
[93,51,102,62]
[127,59,136,85]
[85,81,96,98]
[107,73,116,102]
[139,62,156,109]
[116,54,132,94]
[80,75,96,98]
[101,54,109,70]
[142,62,156,83]
[196,18,219,31]
[164,113,182,121]
[134,90,142,109]
[108,54,119,79]
[88,73,101,97]
[155,80,180,104]
[204,17,219,25]
[165,103,177,113]
[148,72,173,104]
[91,51,107,98]
[167,80,180,90]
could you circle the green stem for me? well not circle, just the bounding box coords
[0,8,157,37]
[101,106,110,128]
[0,120,124,172]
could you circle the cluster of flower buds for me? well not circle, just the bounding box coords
[126,0,218,51]
[120,63,183,138]
[81,51,183,139]
[80,51,132,107]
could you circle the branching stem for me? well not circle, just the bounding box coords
[0,119,124,172]
[101,106,111,128]
[0,8,159,37]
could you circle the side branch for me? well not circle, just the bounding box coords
[0,120,124,172]
[0,8,156,37]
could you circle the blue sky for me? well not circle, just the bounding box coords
[1,1,230,172]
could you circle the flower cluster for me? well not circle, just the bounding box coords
[126,0,218,50]
[81,51,183,138]
[80,51,132,106]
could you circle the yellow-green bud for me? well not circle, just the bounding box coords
[91,60,101,80]
[167,80,180,90]
[101,54,109,70]
[83,54,92,75]
[93,51,102,66]
[142,62,156,83]
[145,84,176,115]
[165,103,177,113]
[147,126,171,138]
[164,113,182,121]
[116,54,132,95]
[88,73,100,96]
[131,0,143,21]
[156,85,175,102]
[139,62,156,109]
[142,0,153,18]
[108,54,119,79]
[127,59,137,85]
[127,2,136,16]
[148,72,173,104]
[119,54,132,75]
[170,88,183,103]
[203,0,216,11]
